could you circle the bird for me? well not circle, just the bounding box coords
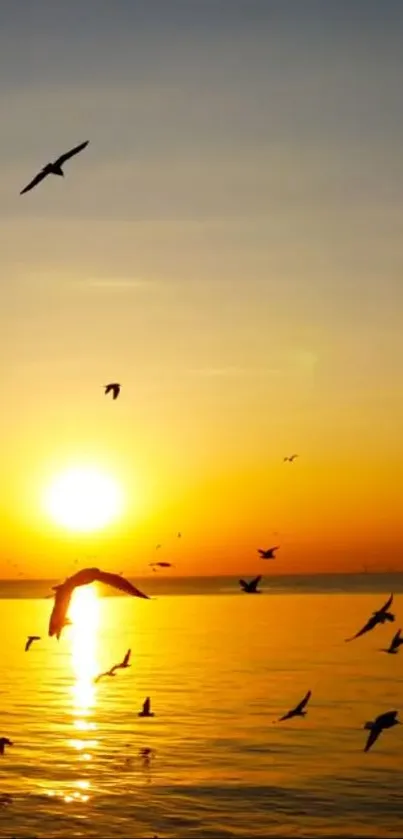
[278,690,311,722]
[177,532,182,538]
[48,568,149,639]
[138,697,154,718]
[284,454,298,462]
[0,738,13,755]
[381,629,403,655]
[345,594,395,642]
[104,383,120,400]
[363,710,400,752]
[113,649,131,671]
[149,562,174,569]
[258,546,279,560]
[239,575,262,594]
[155,544,162,550]
[20,141,89,195]
[94,668,116,684]
[25,635,41,652]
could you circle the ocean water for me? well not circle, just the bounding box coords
[1,574,403,838]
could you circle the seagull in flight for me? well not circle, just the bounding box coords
[20,141,89,194]
[25,635,41,652]
[138,697,154,718]
[284,454,298,463]
[0,738,13,755]
[363,710,400,752]
[278,690,311,722]
[381,629,403,655]
[104,383,120,400]
[258,546,279,560]
[239,575,262,594]
[345,594,395,642]
[48,568,149,640]
[95,649,132,682]
[149,562,174,569]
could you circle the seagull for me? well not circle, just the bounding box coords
[284,454,298,462]
[149,562,174,569]
[25,635,41,652]
[258,546,279,560]
[239,575,262,594]
[278,690,311,722]
[48,568,149,639]
[20,141,89,195]
[363,710,400,752]
[0,738,13,755]
[138,697,154,718]
[113,649,131,671]
[381,629,403,655]
[104,383,120,400]
[345,594,395,642]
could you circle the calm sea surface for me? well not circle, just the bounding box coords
[1,574,403,838]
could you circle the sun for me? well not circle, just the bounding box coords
[44,466,123,533]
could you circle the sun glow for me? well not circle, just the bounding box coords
[44,466,123,532]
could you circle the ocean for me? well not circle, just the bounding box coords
[1,573,403,838]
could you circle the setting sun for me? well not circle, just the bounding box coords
[43,467,123,533]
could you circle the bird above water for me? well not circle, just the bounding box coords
[104,383,120,400]
[381,628,403,655]
[284,454,298,462]
[363,710,400,752]
[239,575,262,594]
[258,546,279,560]
[20,141,89,194]
[138,697,154,718]
[345,594,395,642]
[25,635,41,652]
[149,562,174,569]
[0,738,13,755]
[48,568,149,640]
[278,690,311,722]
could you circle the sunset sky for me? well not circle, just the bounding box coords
[1,1,403,578]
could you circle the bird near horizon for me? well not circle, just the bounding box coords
[149,562,174,569]
[381,628,403,655]
[345,594,395,642]
[104,383,120,400]
[278,690,311,722]
[138,697,154,718]
[363,710,400,752]
[48,568,149,639]
[0,738,13,755]
[20,141,89,194]
[284,454,298,462]
[24,635,41,652]
[239,575,262,594]
[258,546,279,560]
[95,648,131,682]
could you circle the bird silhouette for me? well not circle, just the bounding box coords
[0,738,13,755]
[381,628,403,655]
[48,568,149,639]
[94,667,116,683]
[104,383,120,400]
[258,546,279,560]
[95,650,131,682]
[345,594,395,642]
[138,697,154,718]
[149,562,174,569]
[25,635,41,652]
[363,710,400,752]
[20,141,89,194]
[239,575,262,594]
[278,690,311,722]
[177,532,182,538]
[284,454,298,462]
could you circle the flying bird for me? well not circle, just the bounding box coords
[138,697,154,718]
[20,141,89,195]
[258,546,279,560]
[0,738,13,755]
[345,594,395,642]
[239,575,262,594]
[104,383,120,400]
[113,648,131,671]
[278,690,311,722]
[25,635,41,652]
[48,568,149,640]
[149,562,174,569]
[381,629,403,655]
[94,667,116,684]
[363,710,400,752]
[284,454,298,462]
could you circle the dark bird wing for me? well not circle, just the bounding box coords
[279,710,293,721]
[345,614,379,641]
[392,629,402,649]
[294,690,312,714]
[25,635,40,651]
[376,710,398,727]
[20,167,50,194]
[143,697,151,714]
[250,575,262,590]
[257,549,266,557]
[94,570,149,599]
[380,593,393,614]
[55,140,89,166]
[122,649,131,667]
[365,727,381,752]
[239,579,248,591]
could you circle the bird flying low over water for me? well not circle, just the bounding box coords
[278,690,311,722]
[345,594,395,642]
[0,738,13,755]
[20,141,89,194]
[104,383,120,400]
[95,649,132,682]
[284,454,298,462]
[149,562,174,569]
[239,575,262,594]
[25,635,41,652]
[48,568,149,639]
[363,710,400,752]
[138,697,154,718]
[381,629,403,655]
[258,546,279,560]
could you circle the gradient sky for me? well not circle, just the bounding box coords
[1,0,403,578]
